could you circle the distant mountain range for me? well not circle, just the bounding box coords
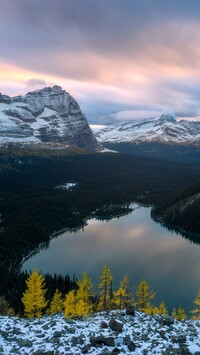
[94,114,200,145]
[0,86,100,151]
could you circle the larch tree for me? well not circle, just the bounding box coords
[159,301,168,315]
[191,289,200,319]
[76,272,93,317]
[135,279,155,313]
[64,290,76,318]
[21,268,47,318]
[48,289,63,315]
[114,275,132,310]
[172,305,187,320]
[98,264,114,311]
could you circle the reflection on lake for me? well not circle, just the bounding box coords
[22,206,200,311]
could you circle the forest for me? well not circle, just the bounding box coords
[0,151,200,310]
[2,265,200,321]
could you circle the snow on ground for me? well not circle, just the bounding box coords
[0,311,200,354]
[55,183,77,190]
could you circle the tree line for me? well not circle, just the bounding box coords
[1,264,200,321]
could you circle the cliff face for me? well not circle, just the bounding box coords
[0,86,100,151]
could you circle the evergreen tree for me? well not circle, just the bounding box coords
[64,290,76,318]
[114,275,132,310]
[135,279,155,313]
[98,264,114,311]
[0,296,15,316]
[172,305,187,320]
[21,269,47,318]
[76,272,93,316]
[48,289,63,315]
[191,289,200,320]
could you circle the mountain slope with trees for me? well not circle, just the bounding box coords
[152,181,200,237]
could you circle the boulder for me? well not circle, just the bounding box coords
[126,304,135,316]
[109,318,123,332]
[100,321,109,328]
[162,316,174,326]
[90,336,115,347]
[81,344,91,354]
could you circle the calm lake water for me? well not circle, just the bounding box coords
[23,205,200,312]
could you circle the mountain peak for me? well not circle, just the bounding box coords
[0,87,101,151]
[94,115,200,145]
[157,114,176,124]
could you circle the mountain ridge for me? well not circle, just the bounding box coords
[94,114,200,145]
[0,86,100,151]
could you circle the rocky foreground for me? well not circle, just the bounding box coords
[0,311,200,354]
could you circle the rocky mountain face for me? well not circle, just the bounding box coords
[0,86,100,151]
[94,114,200,145]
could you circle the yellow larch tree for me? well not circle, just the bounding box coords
[191,289,200,320]
[64,290,76,318]
[114,275,132,310]
[76,272,93,317]
[159,301,168,315]
[48,289,63,315]
[64,272,93,318]
[172,305,187,320]
[21,268,48,318]
[98,264,114,311]
[135,279,155,313]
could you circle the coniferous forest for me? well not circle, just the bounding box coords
[0,152,200,311]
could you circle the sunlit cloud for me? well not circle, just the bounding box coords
[1,1,200,123]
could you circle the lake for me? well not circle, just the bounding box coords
[22,205,200,312]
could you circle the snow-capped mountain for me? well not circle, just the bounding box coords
[0,86,100,151]
[94,114,200,145]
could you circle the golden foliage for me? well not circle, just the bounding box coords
[21,269,47,318]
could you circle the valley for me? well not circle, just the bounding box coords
[0,151,200,312]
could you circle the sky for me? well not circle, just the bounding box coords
[1,0,200,124]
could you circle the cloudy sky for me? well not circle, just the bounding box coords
[1,0,200,124]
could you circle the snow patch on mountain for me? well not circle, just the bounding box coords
[94,114,200,145]
[0,86,100,151]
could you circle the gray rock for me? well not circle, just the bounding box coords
[71,336,84,346]
[15,339,32,347]
[53,331,62,338]
[109,318,123,332]
[124,337,137,352]
[177,335,187,344]
[126,304,135,316]
[81,344,91,354]
[33,352,54,355]
[101,321,109,328]
[90,336,115,347]
[162,316,174,326]
[66,327,76,334]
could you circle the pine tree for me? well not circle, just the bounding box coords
[76,272,93,316]
[135,279,155,313]
[21,269,47,318]
[191,289,200,319]
[98,264,114,311]
[48,289,63,315]
[0,297,15,316]
[64,290,76,318]
[114,275,132,310]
